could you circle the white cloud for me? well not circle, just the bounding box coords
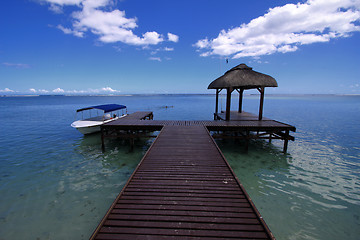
[48,4,63,14]
[26,87,120,94]
[164,47,174,51]
[38,89,50,93]
[101,87,118,92]
[2,62,30,68]
[44,0,82,13]
[167,33,179,42]
[0,88,14,93]
[42,0,175,46]
[44,0,83,5]
[278,45,298,53]
[195,0,360,58]
[57,24,84,37]
[149,57,161,62]
[52,88,65,93]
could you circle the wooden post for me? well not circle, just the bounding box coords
[225,88,233,121]
[258,87,265,120]
[238,88,244,113]
[215,89,220,119]
[283,130,289,153]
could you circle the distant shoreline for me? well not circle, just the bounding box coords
[1,93,360,98]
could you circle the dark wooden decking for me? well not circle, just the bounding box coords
[214,111,272,121]
[122,111,153,120]
[91,125,275,239]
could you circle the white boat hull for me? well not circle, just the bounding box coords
[75,125,101,135]
[71,115,126,135]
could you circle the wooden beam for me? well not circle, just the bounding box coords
[258,87,265,120]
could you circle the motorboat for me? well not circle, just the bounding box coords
[71,104,127,135]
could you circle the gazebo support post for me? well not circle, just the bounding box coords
[215,89,221,119]
[225,87,233,121]
[258,87,265,120]
[237,88,244,113]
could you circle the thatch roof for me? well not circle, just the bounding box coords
[208,63,278,89]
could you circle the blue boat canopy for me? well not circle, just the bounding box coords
[76,104,127,113]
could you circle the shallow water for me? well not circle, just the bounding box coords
[0,95,359,239]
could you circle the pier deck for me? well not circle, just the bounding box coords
[122,111,153,120]
[101,111,295,153]
[214,111,272,121]
[91,125,274,239]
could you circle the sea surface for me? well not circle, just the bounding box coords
[0,94,359,240]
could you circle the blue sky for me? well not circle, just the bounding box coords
[1,0,360,95]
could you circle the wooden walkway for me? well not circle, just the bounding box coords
[91,125,274,239]
[122,111,153,120]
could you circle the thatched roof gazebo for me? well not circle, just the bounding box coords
[208,63,277,121]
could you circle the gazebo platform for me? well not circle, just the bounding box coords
[214,111,272,121]
[211,111,295,152]
[101,111,295,154]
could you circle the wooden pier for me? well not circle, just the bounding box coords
[90,111,296,239]
[89,64,298,239]
[91,124,275,239]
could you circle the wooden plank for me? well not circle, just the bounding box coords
[95,233,268,240]
[107,214,260,224]
[116,199,249,207]
[110,209,258,218]
[103,220,264,231]
[98,227,268,239]
[119,195,247,202]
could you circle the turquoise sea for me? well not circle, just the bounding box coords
[0,94,359,240]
